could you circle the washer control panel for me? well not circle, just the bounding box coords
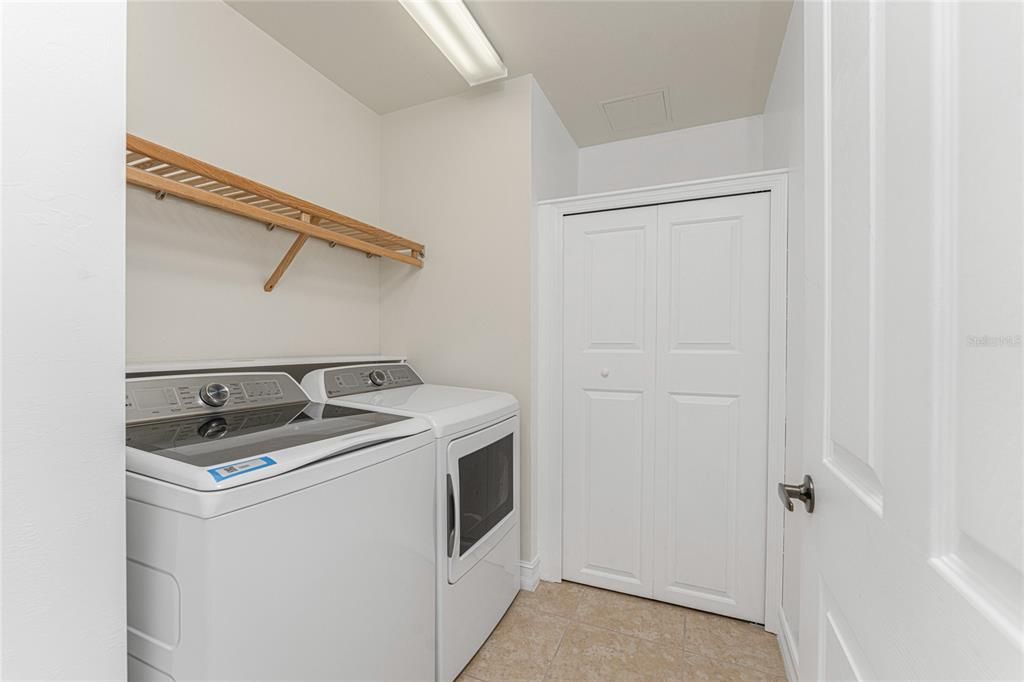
[126,372,307,424]
[324,363,423,398]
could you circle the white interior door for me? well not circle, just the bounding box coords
[563,193,774,620]
[799,1,1023,679]
[562,206,657,597]
[652,193,771,622]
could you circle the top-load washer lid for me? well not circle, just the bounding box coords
[125,371,430,491]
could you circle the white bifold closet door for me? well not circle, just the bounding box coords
[563,192,771,623]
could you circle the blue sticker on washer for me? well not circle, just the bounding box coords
[208,456,276,482]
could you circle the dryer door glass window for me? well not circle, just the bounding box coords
[458,433,514,556]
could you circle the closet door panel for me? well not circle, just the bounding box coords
[667,217,742,351]
[562,193,771,619]
[662,393,739,599]
[574,389,646,583]
[563,207,657,596]
[653,193,771,622]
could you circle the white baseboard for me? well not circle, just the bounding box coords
[777,606,800,682]
[519,555,541,591]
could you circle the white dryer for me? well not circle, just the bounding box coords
[302,363,520,682]
[125,370,436,681]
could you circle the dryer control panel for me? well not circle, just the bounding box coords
[126,372,308,424]
[324,363,423,398]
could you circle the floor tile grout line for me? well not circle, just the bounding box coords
[563,617,685,650]
[510,586,785,679]
[541,615,574,681]
[523,592,688,646]
[574,585,785,675]
[682,646,788,678]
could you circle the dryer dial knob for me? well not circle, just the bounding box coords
[369,369,388,387]
[199,382,230,407]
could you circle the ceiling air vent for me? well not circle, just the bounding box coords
[601,89,671,132]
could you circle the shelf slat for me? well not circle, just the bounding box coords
[127,166,424,268]
[124,134,424,287]
[127,135,423,255]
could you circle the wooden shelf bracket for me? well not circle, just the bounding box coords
[264,213,316,292]
[125,134,425,291]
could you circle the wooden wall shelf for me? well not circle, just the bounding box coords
[125,134,424,291]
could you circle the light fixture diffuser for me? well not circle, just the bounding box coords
[400,0,508,86]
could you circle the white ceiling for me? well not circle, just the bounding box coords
[228,0,792,147]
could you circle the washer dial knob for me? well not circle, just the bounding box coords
[199,382,230,407]
[197,417,229,439]
[368,369,388,387]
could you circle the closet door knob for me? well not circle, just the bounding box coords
[600,368,610,378]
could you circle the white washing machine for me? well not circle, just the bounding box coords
[125,370,437,681]
[302,363,520,682]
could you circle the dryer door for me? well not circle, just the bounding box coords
[446,415,519,584]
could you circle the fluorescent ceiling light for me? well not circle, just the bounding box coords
[400,0,508,86]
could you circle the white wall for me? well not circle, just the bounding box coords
[762,0,804,663]
[529,80,579,562]
[577,115,764,194]
[127,0,383,363]
[531,81,579,203]
[0,2,127,678]
[379,76,536,556]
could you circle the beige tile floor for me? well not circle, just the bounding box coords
[458,581,787,682]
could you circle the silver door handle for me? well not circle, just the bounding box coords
[446,474,456,558]
[778,475,815,513]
